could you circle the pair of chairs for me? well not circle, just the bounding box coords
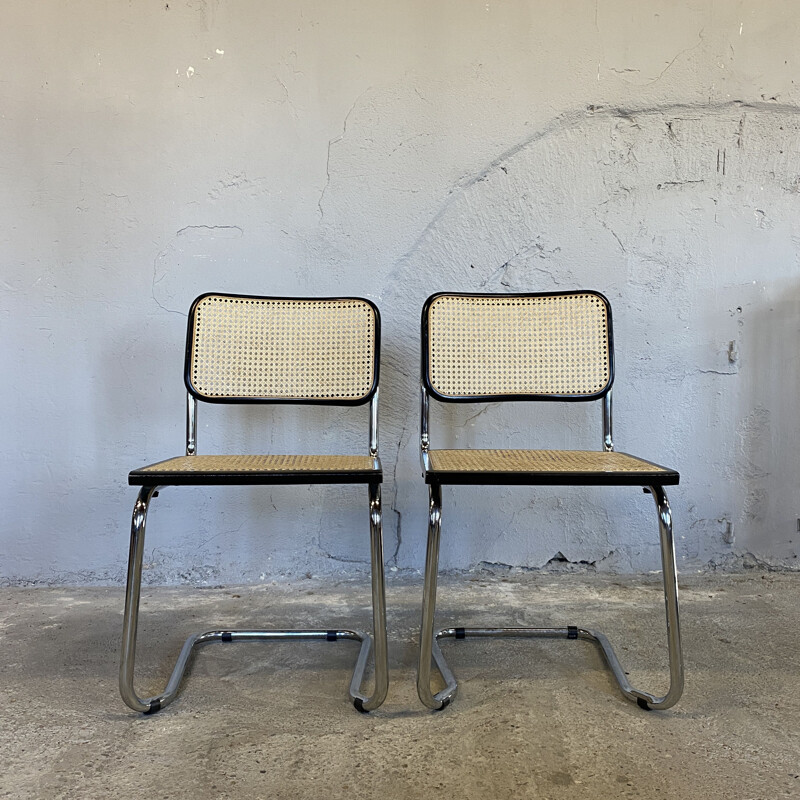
[120,291,683,715]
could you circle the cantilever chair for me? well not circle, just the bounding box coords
[121,293,388,714]
[417,291,683,711]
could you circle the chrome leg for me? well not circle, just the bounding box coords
[421,484,684,711]
[120,484,390,715]
[642,484,684,709]
[417,484,457,710]
[350,482,389,712]
[120,485,160,713]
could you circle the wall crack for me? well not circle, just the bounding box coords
[318,87,372,219]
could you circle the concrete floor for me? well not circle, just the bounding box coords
[1,571,799,800]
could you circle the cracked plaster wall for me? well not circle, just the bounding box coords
[1,0,799,585]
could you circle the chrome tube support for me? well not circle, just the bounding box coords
[420,384,430,472]
[120,485,162,713]
[416,483,684,711]
[417,484,457,710]
[645,483,684,708]
[420,384,430,452]
[602,389,613,452]
[186,393,197,456]
[120,482,389,714]
[351,482,389,711]
[369,390,379,457]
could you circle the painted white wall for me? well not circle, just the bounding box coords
[1,1,798,584]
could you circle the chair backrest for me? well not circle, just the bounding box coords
[185,293,380,405]
[422,291,613,402]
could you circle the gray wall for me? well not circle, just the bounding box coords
[2,1,798,585]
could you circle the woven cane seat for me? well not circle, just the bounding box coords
[425,449,678,486]
[130,454,382,486]
[425,292,611,401]
[188,294,378,403]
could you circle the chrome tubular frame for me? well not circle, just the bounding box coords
[416,482,684,711]
[186,393,197,456]
[416,483,457,709]
[419,383,431,474]
[353,482,389,711]
[369,390,379,457]
[120,482,389,714]
[420,383,430,453]
[602,389,613,452]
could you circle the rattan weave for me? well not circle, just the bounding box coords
[135,454,378,475]
[427,449,670,474]
[189,295,376,401]
[427,293,610,398]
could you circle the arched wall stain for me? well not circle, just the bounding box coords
[377,101,800,573]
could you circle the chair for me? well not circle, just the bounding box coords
[120,293,388,714]
[416,290,683,711]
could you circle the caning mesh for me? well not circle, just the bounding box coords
[427,293,611,398]
[135,454,378,474]
[189,296,376,401]
[427,449,669,474]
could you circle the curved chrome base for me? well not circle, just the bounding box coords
[429,624,678,711]
[121,484,389,714]
[121,627,380,714]
[417,484,684,711]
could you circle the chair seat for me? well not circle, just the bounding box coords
[129,454,382,486]
[425,449,678,486]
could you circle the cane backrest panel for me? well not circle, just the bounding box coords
[424,292,612,401]
[186,294,378,403]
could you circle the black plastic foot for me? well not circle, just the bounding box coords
[637,698,652,711]
[434,697,451,712]
[144,699,162,714]
[353,698,368,713]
